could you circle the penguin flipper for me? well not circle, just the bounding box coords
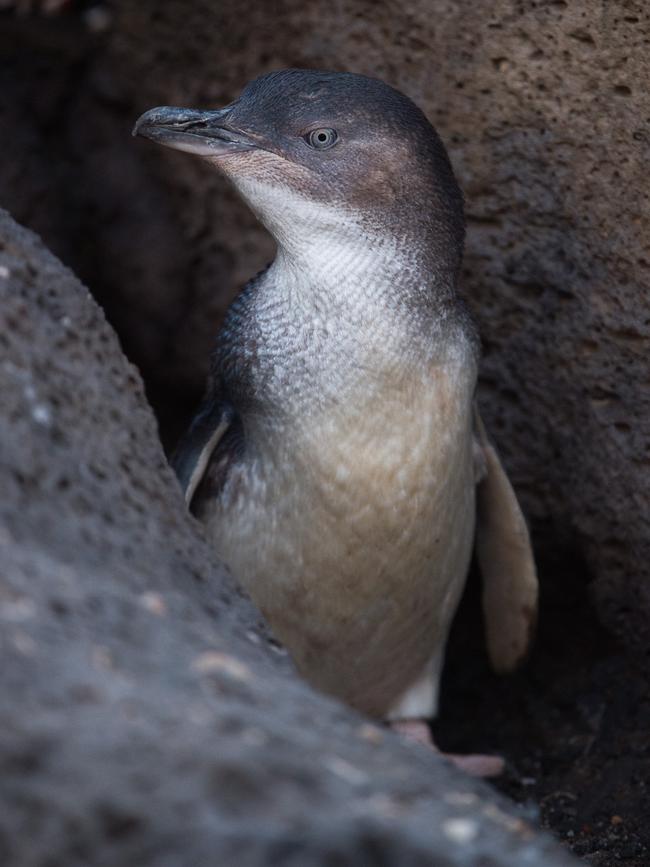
[171,398,234,507]
[473,407,538,674]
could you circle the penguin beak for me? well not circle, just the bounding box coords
[132,105,257,157]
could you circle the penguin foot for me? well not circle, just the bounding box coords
[390,719,504,778]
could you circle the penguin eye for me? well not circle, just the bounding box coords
[305,128,338,150]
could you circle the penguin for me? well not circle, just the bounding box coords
[134,69,538,776]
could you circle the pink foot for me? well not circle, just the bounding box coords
[390,719,505,778]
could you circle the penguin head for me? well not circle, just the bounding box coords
[134,69,464,278]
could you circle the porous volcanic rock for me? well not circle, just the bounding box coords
[0,209,576,866]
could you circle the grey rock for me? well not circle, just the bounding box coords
[0,208,576,865]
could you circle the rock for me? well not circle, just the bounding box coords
[0,208,575,865]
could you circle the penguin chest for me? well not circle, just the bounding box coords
[208,363,476,717]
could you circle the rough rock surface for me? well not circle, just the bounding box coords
[0,209,576,866]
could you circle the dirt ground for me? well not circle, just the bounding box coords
[436,529,650,866]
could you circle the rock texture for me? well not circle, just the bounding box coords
[0,208,576,866]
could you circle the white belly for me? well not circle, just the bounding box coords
[205,361,476,718]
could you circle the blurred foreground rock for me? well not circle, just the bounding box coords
[0,209,576,866]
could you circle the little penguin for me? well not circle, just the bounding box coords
[134,69,538,776]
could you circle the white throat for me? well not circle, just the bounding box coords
[233,175,424,302]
